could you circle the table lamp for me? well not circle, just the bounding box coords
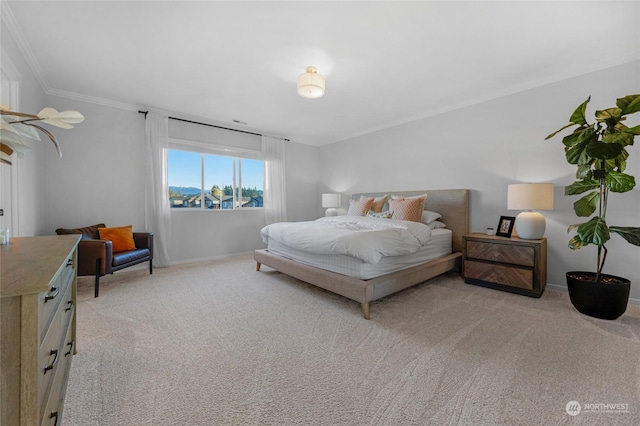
[322,193,340,217]
[507,183,554,239]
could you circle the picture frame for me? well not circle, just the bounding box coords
[496,216,515,238]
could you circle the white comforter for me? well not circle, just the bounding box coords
[260,216,432,264]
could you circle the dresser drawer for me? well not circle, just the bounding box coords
[37,282,74,414]
[40,318,73,426]
[39,254,75,342]
[464,260,533,290]
[466,240,534,267]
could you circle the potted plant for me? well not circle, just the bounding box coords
[546,94,640,320]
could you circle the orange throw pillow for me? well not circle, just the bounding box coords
[388,195,427,222]
[98,225,136,252]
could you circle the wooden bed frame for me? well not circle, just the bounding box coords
[254,189,469,319]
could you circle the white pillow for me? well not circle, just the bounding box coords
[421,210,442,224]
[348,198,374,216]
[428,221,447,230]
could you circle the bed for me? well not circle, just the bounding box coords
[254,189,469,319]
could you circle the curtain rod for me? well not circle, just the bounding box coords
[138,110,288,141]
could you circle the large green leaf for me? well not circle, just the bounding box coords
[607,148,629,173]
[585,140,623,160]
[615,156,627,173]
[562,127,593,147]
[570,97,591,125]
[623,124,640,136]
[565,179,599,195]
[568,235,586,250]
[545,98,594,140]
[567,223,586,249]
[565,129,597,165]
[606,172,635,193]
[602,132,634,146]
[616,94,640,115]
[573,191,600,217]
[603,159,616,173]
[576,216,610,247]
[610,227,640,246]
[545,122,578,140]
[595,108,622,123]
[576,164,593,179]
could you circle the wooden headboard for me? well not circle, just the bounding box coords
[351,189,470,253]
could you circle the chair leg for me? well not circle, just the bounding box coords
[95,258,101,298]
[149,260,153,275]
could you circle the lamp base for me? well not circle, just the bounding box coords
[515,211,546,239]
[325,208,338,217]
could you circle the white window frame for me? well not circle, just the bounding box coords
[167,138,264,211]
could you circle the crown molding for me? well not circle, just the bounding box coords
[45,88,141,112]
[1,0,50,92]
[327,56,640,146]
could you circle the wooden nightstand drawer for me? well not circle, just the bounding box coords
[462,234,546,297]
[464,260,533,290]
[466,240,534,267]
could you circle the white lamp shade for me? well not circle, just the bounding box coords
[508,183,554,239]
[507,183,554,210]
[322,193,340,208]
[297,66,325,98]
[322,193,340,217]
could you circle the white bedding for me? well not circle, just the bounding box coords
[266,229,452,279]
[261,216,432,264]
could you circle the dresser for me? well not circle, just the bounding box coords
[1,235,80,426]
[462,233,547,297]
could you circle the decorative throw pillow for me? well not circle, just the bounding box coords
[421,210,442,224]
[388,195,427,222]
[365,210,393,219]
[428,221,447,230]
[98,225,136,252]
[348,198,374,216]
[361,195,388,213]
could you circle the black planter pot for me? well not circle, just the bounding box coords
[566,271,631,320]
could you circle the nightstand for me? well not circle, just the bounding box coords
[462,233,547,297]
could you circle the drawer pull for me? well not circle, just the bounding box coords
[65,300,73,312]
[44,286,60,302]
[66,258,73,267]
[50,410,60,426]
[65,340,74,357]
[44,349,59,374]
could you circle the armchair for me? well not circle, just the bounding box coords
[55,223,154,297]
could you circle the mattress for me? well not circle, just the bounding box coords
[266,228,452,280]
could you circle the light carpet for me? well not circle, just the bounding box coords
[63,254,640,425]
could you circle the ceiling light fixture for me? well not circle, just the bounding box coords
[297,66,325,99]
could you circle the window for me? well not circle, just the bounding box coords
[168,148,264,209]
